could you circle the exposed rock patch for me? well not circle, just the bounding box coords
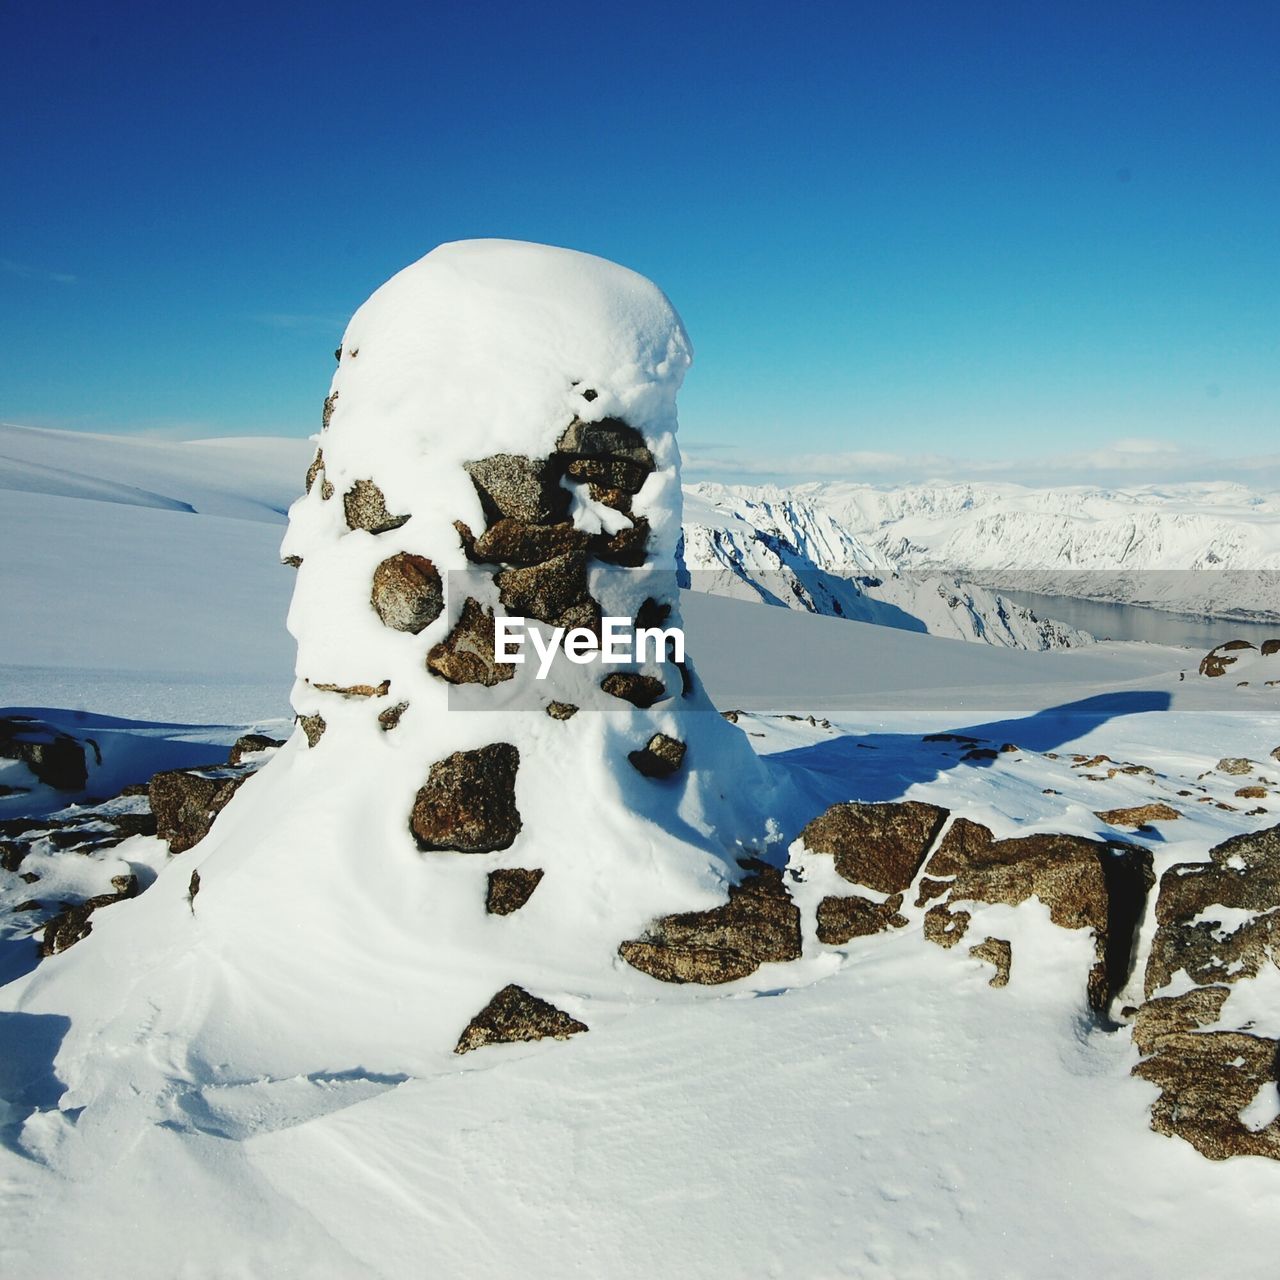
[1199,640,1256,677]
[601,672,666,708]
[816,892,907,944]
[426,598,516,687]
[371,553,443,633]
[619,867,801,984]
[486,867,545,915]
[227,734,285,766]
[0,716,89,791]
[455,983,587,1054]
[1095,803,1182,827]
[923,902,971,949]
[555,418,655,494]
[798,801,949,895]
[312,679,391,699]
[299,714,326,748]
[343,479,410,534]
[495,551,592,627]
[628,733,686,779]
[409,744,522,853]
[41,875,138,956]
[465,454,568,525]
[472,519,590,566]
[969,936,1012,986]
[149,767,251,854]
[545,701,578,720]
[921,822,1153,1013]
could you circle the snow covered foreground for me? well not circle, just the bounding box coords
[3,238,1280,1280]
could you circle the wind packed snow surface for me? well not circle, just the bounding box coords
[2,242,1279,1279]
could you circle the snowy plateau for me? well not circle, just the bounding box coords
[1,241,1279,1280]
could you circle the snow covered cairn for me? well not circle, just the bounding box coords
[271,240,793,1053]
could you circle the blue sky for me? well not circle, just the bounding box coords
[3,1,1277,484]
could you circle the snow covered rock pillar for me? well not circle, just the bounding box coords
[271,240,793,1050]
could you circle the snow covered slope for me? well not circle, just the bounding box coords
[796,479,1280,619]
[684,484,1088,648]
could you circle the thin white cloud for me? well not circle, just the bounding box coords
[681,439,1280,490]
[2,258,77,284]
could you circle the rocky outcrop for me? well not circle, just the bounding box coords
[227,734,285,766]
[486,867,545,915]
[455,983,587,1054]
[0,716,89,791]
[149,767,252,854]
[409,744,522,853]
[1135,1029,1280,1161]
[797,801,948,894]
[921,823,1152,1014]
[1132,822,1280,1161]
[1095,803,1181,827]
[619,867,802,984]
[40,874,138,956]
[815,892,907,944]
[1199,639,1256,677]
[472,519,590,566]
[299,714,326,748]
[1142,823,1280,997]
[495,551,593,628]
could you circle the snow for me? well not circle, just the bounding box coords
[2,244,1280,1278]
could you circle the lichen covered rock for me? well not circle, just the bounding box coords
[409,744,522,853]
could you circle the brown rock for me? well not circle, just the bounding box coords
[40,877,138,957]
[0,717,88,791]
[593,516,650,566]
[465,454,568,525]
[555,418,655,494]
[1263,639,1280,657]
[1134,1030,1280,1161]
[1236,786,1269,799]
[473,519,590,566]
[486,867,545,915]
[1095,803,1182,827]
[923,902,971,949]
[1217,757,1253,775]
[914,876,951,907]
[321,390,338,430]
[371,553,443,633]
[1144,822,1280,996]
[545,701,578,720]
[816,892,907,944]
[1199,641,1256,678]
[1132,986,1231,1056]
[495,551,591,626]
[619,867,802,984]
[282,555,303,568]
[968,937,1012,986]
[601,672,666,708]
[312,679,391,699]
[924,817,994,877]
[455,984,587,1054]
[799,801,949,894]
[923,822,1153,1013]
[426,598,516,687]
[227,734,284,766]
[305,449,325,494]
[149,768,249,854]
[628,733,686,778]
[299,714,326,748]
[409,744,522,854]
[378,701,408,732]
[343,479,409,534]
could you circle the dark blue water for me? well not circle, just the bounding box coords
[997,589,1280,651]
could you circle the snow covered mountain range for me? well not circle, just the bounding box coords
[692,479,1280,621]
